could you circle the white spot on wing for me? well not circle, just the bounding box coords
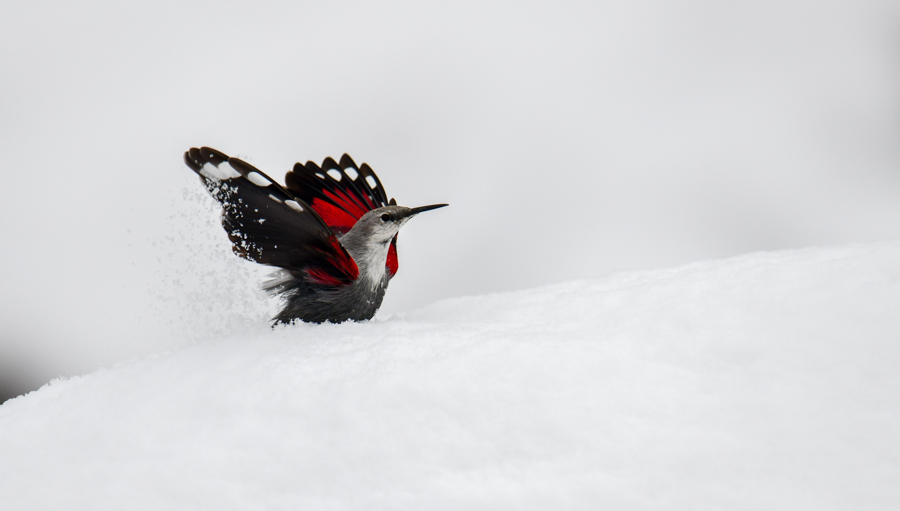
[285,200,304,212]
[199,163,221,180]
[326,169,342,181]
[247,172,271,187]
[217,162,241,179]
[365,175,377,188]
[202,162,242,181]
[344,167,359,180]
[268,194,282,203]
[315,173,326,179]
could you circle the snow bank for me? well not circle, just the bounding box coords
[2,243,899,510]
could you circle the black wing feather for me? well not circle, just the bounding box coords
[183,147,359,286]
[284,154,393,228]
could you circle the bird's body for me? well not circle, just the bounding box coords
[262,205,424,324]
[183,147,446,324]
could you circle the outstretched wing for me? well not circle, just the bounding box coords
[284,154,400,276]
[184,147,358,287]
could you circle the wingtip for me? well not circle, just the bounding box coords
[184,146,230,172]
[184,149,202,171]
[339,154,358,170]
[321,157,340,172]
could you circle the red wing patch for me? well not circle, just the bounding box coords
[310,199,357,234]
[285,155,401,277]
[311,236,359,285]
[324,188,375,219]
[285,156,390,228]
[386,241,398,277]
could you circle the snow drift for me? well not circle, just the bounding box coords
[2,243,899,510]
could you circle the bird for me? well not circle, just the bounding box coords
[183,147,448,325]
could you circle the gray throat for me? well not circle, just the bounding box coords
[338,229,391,292]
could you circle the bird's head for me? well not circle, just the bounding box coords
[352,203,448,244]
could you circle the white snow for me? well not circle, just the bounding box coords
[2,242,899,509]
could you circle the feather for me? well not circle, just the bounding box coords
[285,154,400,276]
[183,147,359,287]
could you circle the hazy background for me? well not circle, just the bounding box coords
[2,0,899,402]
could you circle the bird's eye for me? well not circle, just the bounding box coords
[380,213,391,222]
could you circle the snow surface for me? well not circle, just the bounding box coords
[4,0,900,403]
[2,243,900,510]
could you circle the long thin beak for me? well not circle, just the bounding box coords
[409,204,449,216]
